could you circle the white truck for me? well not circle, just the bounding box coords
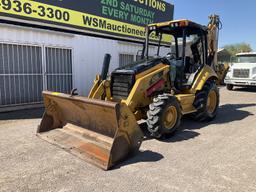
[225,52,256,90]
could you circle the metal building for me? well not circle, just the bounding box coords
[0,23,161,112]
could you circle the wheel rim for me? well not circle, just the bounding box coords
[163,106,178,129]
[207,90,217,114]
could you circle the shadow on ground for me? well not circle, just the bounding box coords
[113,150,164,170]
[0,108,44,120]
[161,103,255,143]
[233,87,256,93]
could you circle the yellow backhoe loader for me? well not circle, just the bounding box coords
[37,15,221,170]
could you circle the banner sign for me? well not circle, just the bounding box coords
[0,0,174,42]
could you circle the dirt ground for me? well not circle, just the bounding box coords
[0,87,256,192]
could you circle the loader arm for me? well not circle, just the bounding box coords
[88,75,111,100]
[88,75,101,98]
[88,53,112,100]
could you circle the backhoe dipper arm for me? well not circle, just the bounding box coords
[207,14,222,69]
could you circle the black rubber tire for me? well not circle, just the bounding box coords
[192,80,219,122]
[147,94,181,139]
[226,84,234,90]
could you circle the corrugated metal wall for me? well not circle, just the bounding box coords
[72,35,119,95]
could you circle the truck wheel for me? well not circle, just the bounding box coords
[147,94,181,139]
[192,81,219,122]
[226,84,233,90]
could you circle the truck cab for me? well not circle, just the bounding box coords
[225,52,256,90]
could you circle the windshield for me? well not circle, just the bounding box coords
[142,29,179,60]
[143,26,206,62]
[236,55,256,63]
[144,31,174,58]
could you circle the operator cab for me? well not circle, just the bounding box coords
[144,20,208,90]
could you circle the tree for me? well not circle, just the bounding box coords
[223,43,253,56]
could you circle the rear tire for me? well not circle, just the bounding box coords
[147,94,181,139]
[226,84,233,90]
[192,80,219,122]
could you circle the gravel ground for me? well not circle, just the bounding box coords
[0,87,256,192]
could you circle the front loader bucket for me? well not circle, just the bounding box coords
[37,91,143,170]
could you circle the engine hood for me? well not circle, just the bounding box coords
[115,58,165,75]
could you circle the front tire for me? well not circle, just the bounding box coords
[192,81,219,121]
[147,94,181,139]
[226,84,233,90]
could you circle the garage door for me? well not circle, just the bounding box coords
[0,42,73,111]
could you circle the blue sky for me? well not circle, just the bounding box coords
[166,0,256,50]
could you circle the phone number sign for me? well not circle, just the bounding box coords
[0,0,174,42]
